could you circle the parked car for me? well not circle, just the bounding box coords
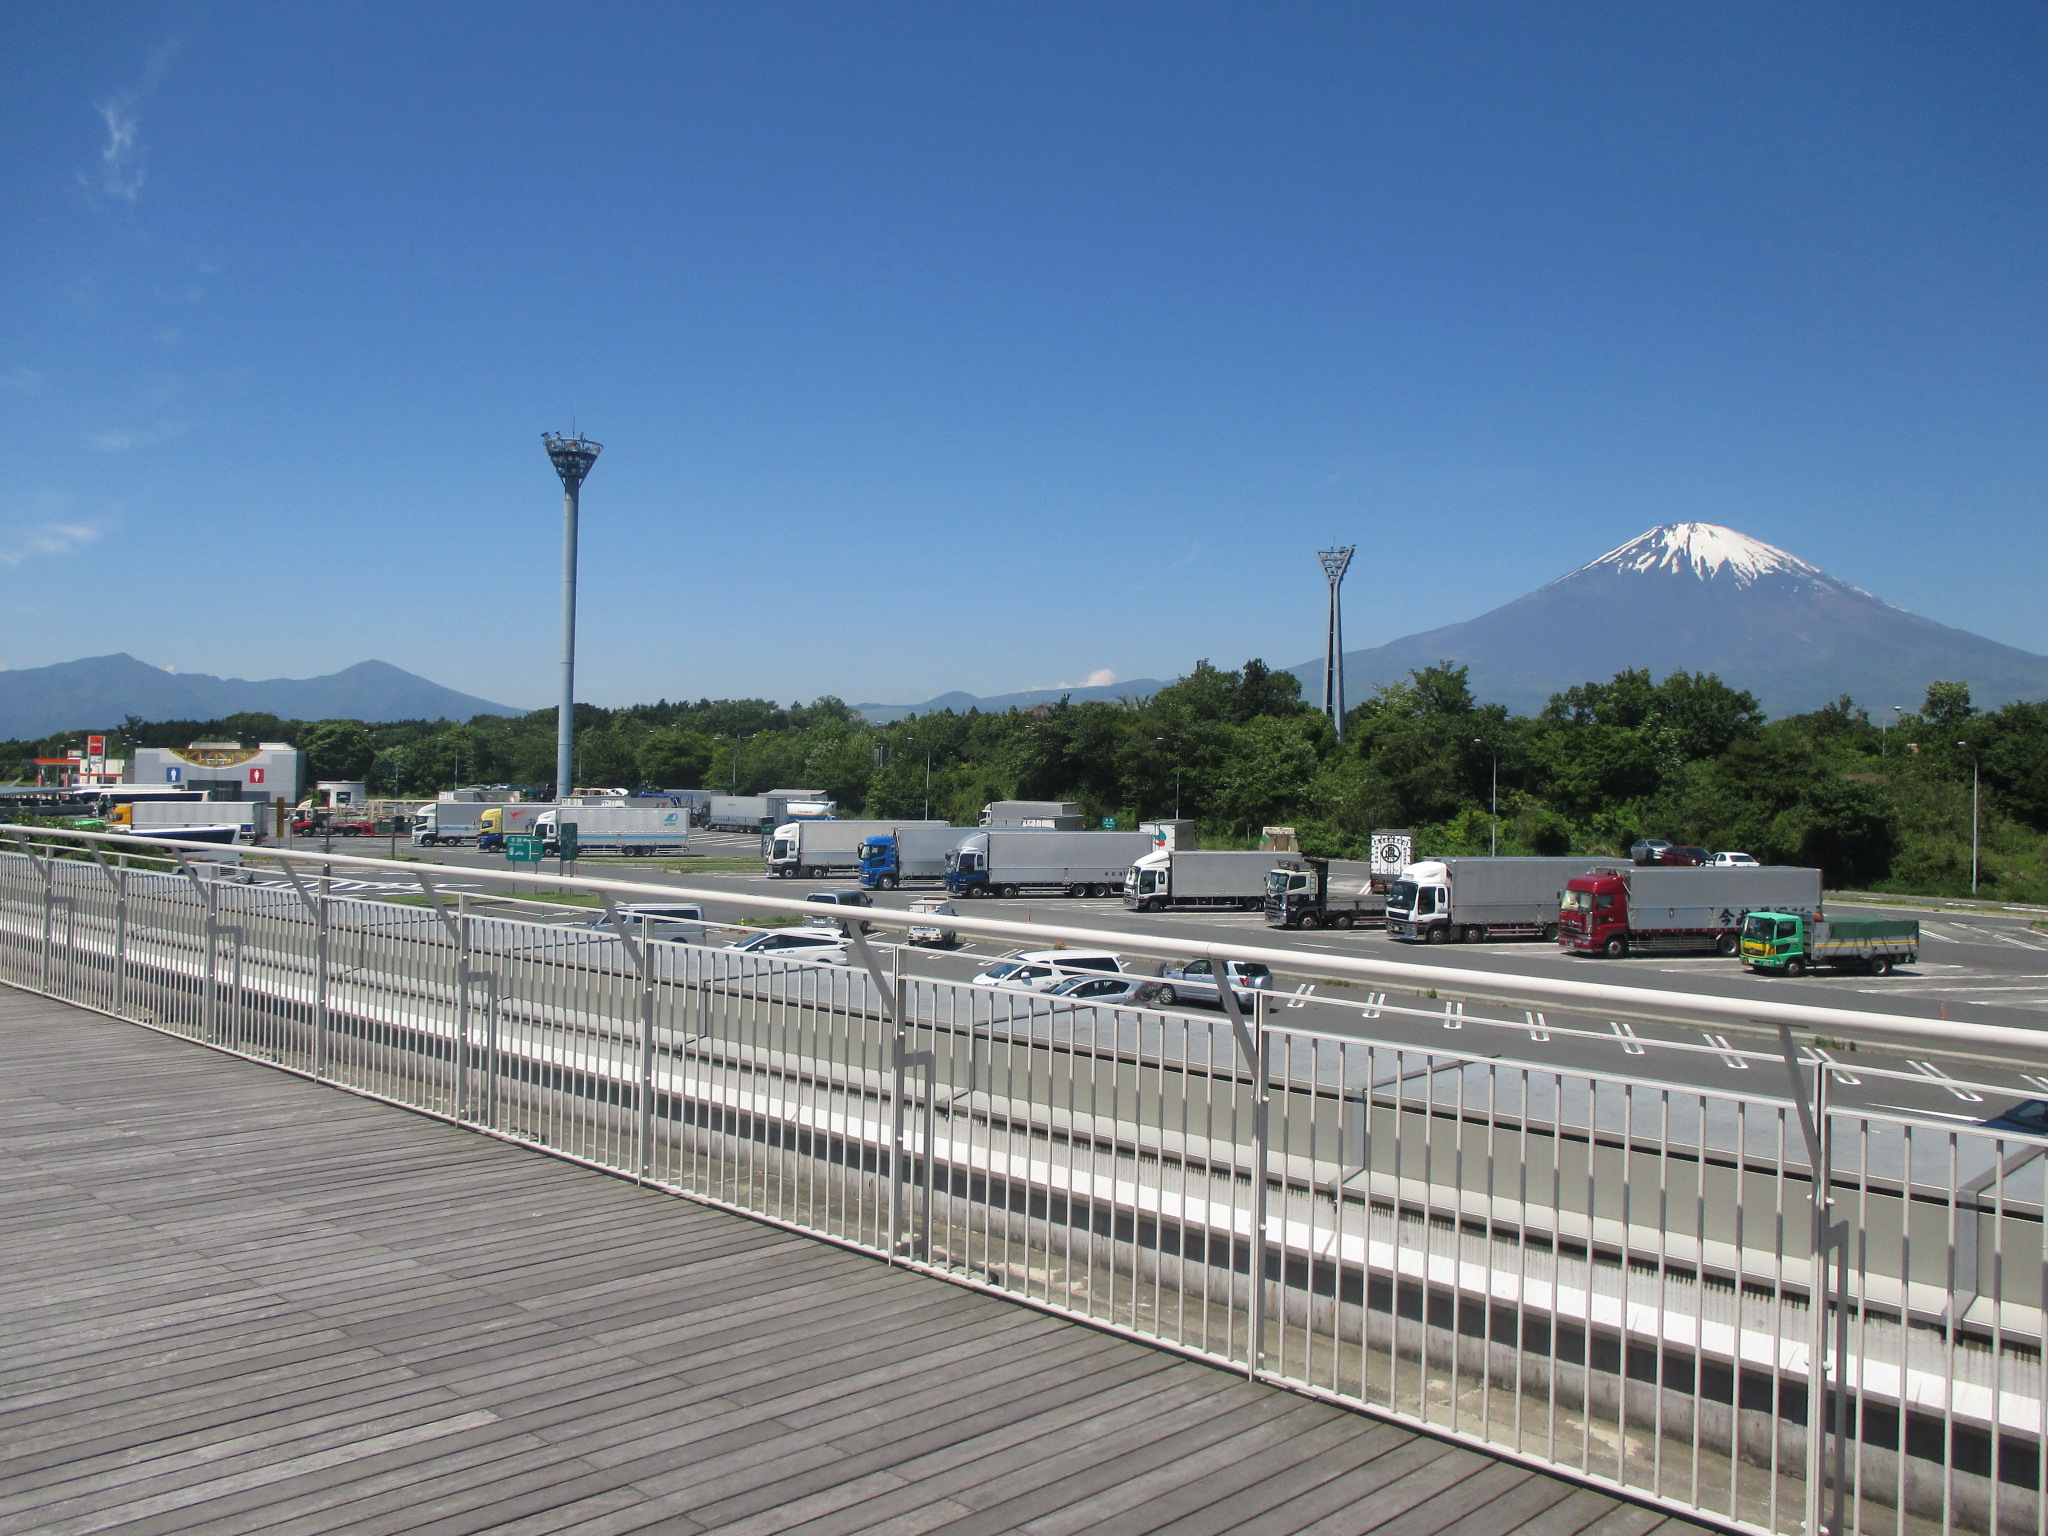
[583,903,707,944]
[1712,851,1759,868]
[801,889,875,935]
[1656,845,1711,866]
[905,897,959,948]
[1981,1100,2048,1137]
[1042,974,1162,1007]
[970,948,1125,992]
[1153,958,1274,1010]
[724,929,850,964]
[1629,839,1672,866]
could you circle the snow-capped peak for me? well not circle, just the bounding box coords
[1568,523,1829,588]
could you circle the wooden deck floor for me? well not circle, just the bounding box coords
[0,990,1722,1536]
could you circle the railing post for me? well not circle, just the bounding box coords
[1215,970,1267,1379]
[173,852,220,1041]
[1781,1026,1837,1536]
[598,892,657,1181]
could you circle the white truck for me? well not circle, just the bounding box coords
[1386,857,1594,944]
[704,790,835,832]
[535,805,691,857]
[946,829,1157,898]
[766,819,948,879]
[125,799,266,843]
[1125,849,1296,912]
[411,801,488,846]
[979,800,1088,829]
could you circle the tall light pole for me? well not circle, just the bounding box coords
[543,431,602,802]
[1883,704,1903,756]
[1473,738,1497,856]
[1958,741,1980,894]
[1318,546,1355,741]
[1153,736,1181,820]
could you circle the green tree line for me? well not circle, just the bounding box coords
[10,662,2044,899]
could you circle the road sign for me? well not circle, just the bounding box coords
[557,822,579,861]
[1101,817,1117,829]
[505,834,543,864]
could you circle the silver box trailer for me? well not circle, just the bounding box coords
[1561,864,1825,956]
[128,799,266,843]
[767,819,948,878]
[979,800,1087,829]
[1387,856,1593,943]
[536,805,691,856]
[947,829,1156,897]
[1125,849,1294,912]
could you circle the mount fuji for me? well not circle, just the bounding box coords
[1292,523,2048,717]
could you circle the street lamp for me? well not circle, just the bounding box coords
[1883,705,1903,756]
[1957,741,1980,894]
[1472,738,1497,856]
[1154,737,1181,820]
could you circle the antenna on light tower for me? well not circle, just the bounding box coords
[1317,545,1355,740]
[543,431,603,802]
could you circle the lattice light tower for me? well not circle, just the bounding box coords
[1318,545,1355,741]
[544,432,603,801]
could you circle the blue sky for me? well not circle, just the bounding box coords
[5,3,2045,710]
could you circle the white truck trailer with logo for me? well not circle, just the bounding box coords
[534,805,691,857]
[1126,849,1297,912]
[1386,856,1594,943]
[946,829,1157,898]
[411,801,488,846]
[124,799,266,843]
[705,790,834,831]
[767,819,948,879]
[979,800,1087,829]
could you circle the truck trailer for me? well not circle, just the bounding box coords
[1741,911,1919,976]
[534,805,691,857]
[1560,864,1823,957]
[1126,849,1297,912]
[1264,859,1386,929]
[978,800,1087,829]
[1386,857,1592,943]
[859,825,975,889]
[477,803,555,851]
[767,819,948,879]
[946,829,1157,898]
[122,799,268,843]
[704,790,834,832]
[410,801,488,846]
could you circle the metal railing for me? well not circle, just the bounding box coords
[4,824,2045,1536]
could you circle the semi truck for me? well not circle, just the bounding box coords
[1126,849,1297,912]
[1741,911,1920,976]
[1385,857,1592,944]
[767,818,948,879]
[120,799,268,844]
[477,803,555,851]
[534,805,691,857]
[704,790,835,832]
[946,829,1157,898]
[979,800,1087,829]
[859,825,975,889]
[1559,864,1823,957]
[411,801,489,846]
[1264,858,1387,929]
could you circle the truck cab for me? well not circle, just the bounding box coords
[1384,863,1449,942]
[1558,873,1630,955]
[1125,849,1171,911]
[1264,864,1317,927]
[859,834,899,890]
[945,841,987,897]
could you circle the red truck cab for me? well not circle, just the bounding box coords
[1558,873,1629,956]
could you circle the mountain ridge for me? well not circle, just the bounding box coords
[0,654,522,739]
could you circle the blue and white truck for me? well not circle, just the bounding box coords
[859,824,974,889]
[767,819,948,879]
[946,829,1157,899]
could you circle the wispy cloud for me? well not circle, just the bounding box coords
[0,366,44,395]
[1032,668,1119,691]
[90,96,146,202]
[0,523,103,567]
[87,422,186,452]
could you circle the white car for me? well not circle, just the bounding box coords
[724,929,850,964]
[1712,852,1759,868]
[905,897,958,947]
[584,903,707,944]
[970,948,1124,992]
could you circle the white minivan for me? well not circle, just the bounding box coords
[970,949,1124,992]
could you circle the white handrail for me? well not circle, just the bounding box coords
[12,822,2046,1061]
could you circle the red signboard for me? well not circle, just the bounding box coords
[247,767,266,784]
[86,735,106,757]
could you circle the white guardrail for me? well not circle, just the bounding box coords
[4,825,2046,1536]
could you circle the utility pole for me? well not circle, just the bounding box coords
[1473,738,1497,855]
[1317,546,1355,740]
[1958,742,1980,893]
[543,431,602,802]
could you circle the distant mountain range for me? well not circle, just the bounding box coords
[859,524,2048,721]
[857,679,1170,724]
[0,654,521,739]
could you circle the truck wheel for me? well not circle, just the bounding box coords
[1601,935,1628,958]
[1786,957,1807,977]
[1297,912,1320,930]
[1425,924,1451,945]
[1870,956,1893,977]
[881,874,899,891]
[1463,925,1486,944]
[1541,923,1559,943]
[999,884,1020,899]
[1715,933,1738,957]
[1242,897,1262,912]
[1332,914,1354,930]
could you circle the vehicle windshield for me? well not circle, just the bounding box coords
[1742,914,1774,942]
[860,840,885,858]
[1387,880,1417,912]
[1236,964,1271,981]
[771,840,792,858]
[1562,889,1592,911]
[1063,956,1119,973]
[981,961,1022,979]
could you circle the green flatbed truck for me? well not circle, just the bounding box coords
[1740,910,1919,976]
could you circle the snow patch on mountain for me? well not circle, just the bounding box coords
[1560,522,1835,588]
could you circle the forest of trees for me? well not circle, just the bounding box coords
[12,661,2047,900]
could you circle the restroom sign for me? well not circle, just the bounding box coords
[248,768,266,784]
